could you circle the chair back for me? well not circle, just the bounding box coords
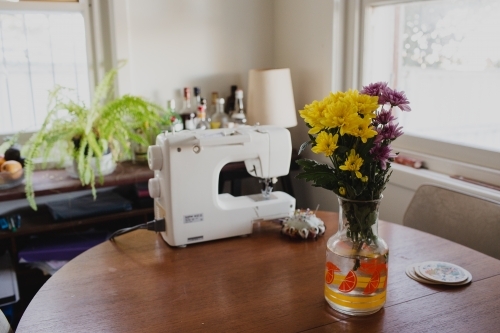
[0,310,12,333]
[403,184,500,260]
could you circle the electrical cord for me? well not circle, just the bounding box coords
[108,218,166,241]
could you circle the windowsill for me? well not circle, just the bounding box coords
[390,163,500,202]
[392,145,500,188]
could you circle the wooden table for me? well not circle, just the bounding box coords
[15,211,500,332]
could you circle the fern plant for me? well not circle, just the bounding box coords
[22,67,171,210]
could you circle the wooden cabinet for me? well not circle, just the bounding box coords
[0,162,155,259]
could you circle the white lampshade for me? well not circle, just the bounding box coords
[247,68,297,128]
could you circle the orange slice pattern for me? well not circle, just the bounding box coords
[363,270,381,294]
[325,262,341,284]
[359,260,386,275]
[382,263,389,289]
[338,270,357,293]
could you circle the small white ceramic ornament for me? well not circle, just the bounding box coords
[281,209,326,240]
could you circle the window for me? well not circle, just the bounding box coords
[0,0,92,137]
[356,0,500,174]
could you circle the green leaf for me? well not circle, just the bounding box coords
[84,168,92,185]
[354,205,371,223]
[296,159,338,191]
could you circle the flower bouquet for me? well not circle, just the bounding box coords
[296,82,411,315]
[297,82,410,245]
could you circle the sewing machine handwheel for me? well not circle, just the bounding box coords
[148,145,163,170]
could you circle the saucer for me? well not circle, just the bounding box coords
[405,262,472,286]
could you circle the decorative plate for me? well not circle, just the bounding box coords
[417,261,470,283]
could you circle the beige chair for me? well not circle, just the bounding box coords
[403,184,500,260]
[0,310,12,333]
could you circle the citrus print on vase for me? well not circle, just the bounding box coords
[296,82,411,315]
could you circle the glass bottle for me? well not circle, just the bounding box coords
[325,196,389,316]
[225,85,237,115]
[193,87,201,107]
[192,87,202,128]
[210,98,229,129]
[207,91,219,122]
[230,89,247,127]
[196,98,210,130]
[166,99,183,132]
[180,87,196,130]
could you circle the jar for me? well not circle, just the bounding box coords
[324,196,389,316]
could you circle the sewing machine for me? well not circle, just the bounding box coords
[147,125,296,247]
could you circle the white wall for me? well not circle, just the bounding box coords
[111,0,274,108]
[273,0,340,213]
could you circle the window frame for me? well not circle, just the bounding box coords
[344,0,500,184]
[0,0,97,144]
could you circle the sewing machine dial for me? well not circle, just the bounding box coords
[148,145,163,171]
[148,178,161,198]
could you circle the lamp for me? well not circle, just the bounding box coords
[246,68,297,128]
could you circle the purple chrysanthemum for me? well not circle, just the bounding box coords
[373,109,396,126]
[370,144,397,170]
[380,122,404,140]
[379,88,411,111]
[361,82,389,98]
[373,134,384,144]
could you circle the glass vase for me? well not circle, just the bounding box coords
[324,196,389,316]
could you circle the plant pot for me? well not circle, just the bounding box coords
[133,128,157,164]
[133,142,149,164]
[65,151,116,179]
[324,196,389,316]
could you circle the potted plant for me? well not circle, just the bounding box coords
[21,66,174,210]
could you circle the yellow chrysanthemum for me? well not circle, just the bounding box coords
[311,131,339,157]
[355,93,379,118]
[343,90,379,118]
[343,89,359,101]
[299,100,326,134]
[325,91,346,104]
[344,117,378,143]
[321,101,358,135]
[339,149,364,179]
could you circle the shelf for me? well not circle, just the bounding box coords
[0,161,154,202]
[0,205,153,239]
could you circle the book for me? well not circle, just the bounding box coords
[45,190,132,221]
[18,231,108,262]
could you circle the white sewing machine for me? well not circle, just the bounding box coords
[147,125,296,247]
